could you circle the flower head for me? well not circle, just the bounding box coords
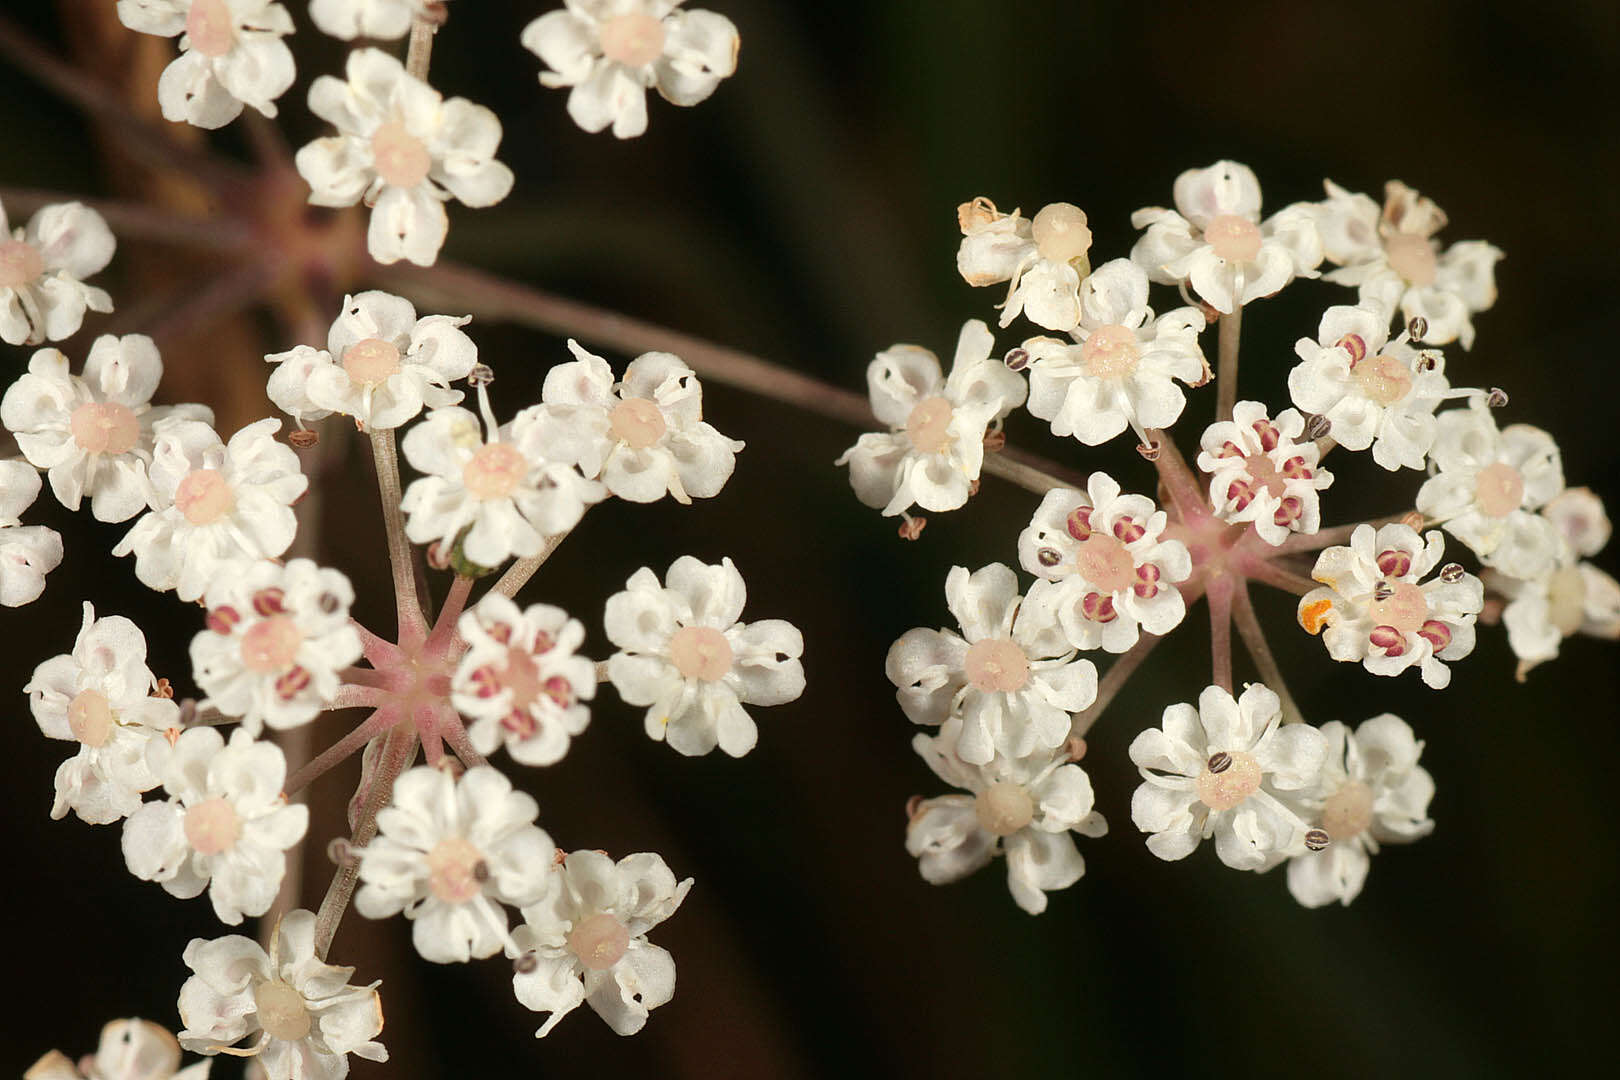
[0,197,114,346]
[1197,401,1334,545]
[955,198,1094,331]
[309,0,432,40]
[523,0,740,139]
[26,1018,211,1080]
[0,460,63,607]
[116,0,297,129]
[604,555,804,757]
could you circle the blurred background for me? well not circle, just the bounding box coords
[3,1,1616,1076]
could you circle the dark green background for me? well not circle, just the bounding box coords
[3,1,1615,1076]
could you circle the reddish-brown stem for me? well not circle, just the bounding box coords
[0,188,252,252]
[1208,576,1235,694]
[426,574,474,651]
[1246,557,1319,597]
[1068,577,1203,737]
[1272,513,1414,556]
[1231,581,1305,725]
[338,666,391,690]
[1148,428,1210,527]
[283,707,401,796]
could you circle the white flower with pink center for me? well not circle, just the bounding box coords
[907,726,1106,915]
[116,0,297,129]
[112,417,306,601]
[27,1018,212,1080]
[1298,523,1483,689]
[24,602,180,824]
[2,335,212,522]
[1541,487,1611,560]
[1197,400,1334,546]
[354,765,557,964]
[1288,304,1449,471]
[189,559,362,734]
[522,0,739,139]
[176,909,387,1077]
[0,460,63,607]
[1277,714,1434,908]
[837,319,1027,517]
[604,555,804,757]
[1314,179,1502,350]
[265,290,479,431]
[1130,160,1322,314]
[1490,562,1620,679]
[120,726,308,925]
[955,197,1096,332]
[512,849,692,1037]
[400,404,606,570]
[1017,473,1192,653]
[1020,257,1207,445]
[1128,683,1327,870]
[452,593,596,766]
[0,197,114,346]
[518,341,744,505]
[296,48,514,266]
[885,563,1095,765]
[309,0,437,40]
[1416,403,1565,579]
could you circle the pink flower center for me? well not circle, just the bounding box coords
[1369,582,1428,634]
[669,625,732,682]
[342,337,403,386]
[69,401,140,455]
[1195,750,1262,812]
[973,780,1035,836]
[1321,780,1374,841]
[183,797,242,856]
[609,397,668,449]
[1243,453,1290,499]
[254,980,311,1042]
[1383,233,1437,286]
[964,637,1030,693]
[500,647,545,711]
[568,912,631,971]
[1031,202,1093,264]
[240,615,304,674]
[599,14,667,68]
[370,120,432,189]
[1075,533,1137,594]
[904,396,954,454]
[462,442,527,500]
[175,468,234,525]
[1474,462,1525,518]
[1081,324,1141,379]
[426,835,486,904]
[1352,354,1413,406]
[185,0,235,58]
[67,689,114,747]
[0,239,44,288]
[1204,214,1262,263]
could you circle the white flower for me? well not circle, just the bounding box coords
[0,460,63,606]
[26,1018,211,1080]
[885,563,1095,765]
[1196,401,1334,545]
[2,335,212,522]
[954,198,1094,331]
[25,602,179,823]
[1492,561,1620,677]
[189,559,363,734]
[120,727,308,924]
[1541,486,1611,559]
[1017,474,1192,653]
[1314,179,1502,349]
[1021,258,1207,445]
[1130,160,1322,314]
[308,0,432,40]
[401,404,606,570]
[1298,524,1483,689]
[452,593,596,766]
[1278,714,1434,907]
[1416,403,1564,579]
[355,765,556,964]
[296,49,514,266]
[265,291,478,430]
[1287,304,1448,471]
[116,0,296,129]
[512,849,692,1036]
[908,729,1106,915]
[1128,684,1326,870]
[518,341,743,505]
[522,0,740,139]
[836,319,1026,516]
[176,909,386,1079]
[0,198,114,346]
[112,418,306,601]
[604,555,804,757]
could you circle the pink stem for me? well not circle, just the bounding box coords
[1245,557,1319,597]
[1069,580,1204,738]
[1147,428,1211,527]
[1272,513,1414,556]
[1231,581,1305,724]
[440,713,488,770]
[338,667,392,690]
[427,574,475,651]
[284,707,400,796]
[352,619,400,666]
[1208,576,1235,694]
[331,684,387,710]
